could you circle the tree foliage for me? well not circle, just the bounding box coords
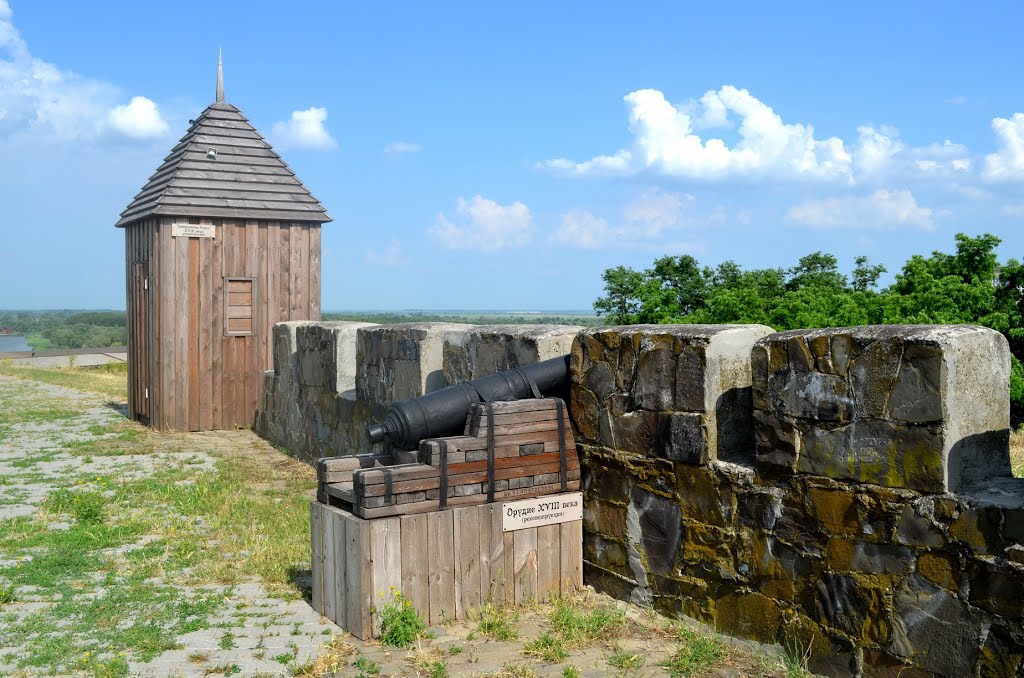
[593,233,1024,421]
[0,311,127,350]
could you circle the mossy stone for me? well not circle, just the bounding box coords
[916,551,960,592]
[714,590,782,644]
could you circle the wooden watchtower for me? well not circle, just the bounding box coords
[117,54,330,431]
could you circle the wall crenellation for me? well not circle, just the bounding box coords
[257,320,1024,676]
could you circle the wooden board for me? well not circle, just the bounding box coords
[427,510,455,626]
[345,513,371,639]
[513,528,538,604]
[453,507,481,618]
[310,502,324,614]
[400,513,429,618]
[537,524,560,601]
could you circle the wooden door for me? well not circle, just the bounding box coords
[131,263,151,420]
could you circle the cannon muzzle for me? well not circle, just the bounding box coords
[366,355,570,450]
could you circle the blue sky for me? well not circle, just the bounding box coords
[1,1,1023,311]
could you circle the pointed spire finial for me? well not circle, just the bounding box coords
[216,47,224,103]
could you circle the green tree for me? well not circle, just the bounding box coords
[852,256,886,292]
[785,252,847,291]
[593,266,645,325]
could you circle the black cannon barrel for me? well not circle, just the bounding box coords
[366,355,570,450]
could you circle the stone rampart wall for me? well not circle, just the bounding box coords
[257,320,1023,676]
[255,322,582,463]
[575,324,1022,677]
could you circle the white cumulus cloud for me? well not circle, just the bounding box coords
[107,96,168,140]
[983,113,1024,181]
[429,196,534,251]
[0,1,168,142]
[271,107,337,150]
[545,86,855,182]
[542,86,988,187]
[384,141,421,154]
[785,189,936,230]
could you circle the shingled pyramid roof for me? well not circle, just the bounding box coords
[116,101,331,227]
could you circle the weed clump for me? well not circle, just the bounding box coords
[475,602,520,641]
[662,626,725,677]
[0,580,15,606]
[376,589,426,648]
[548,595,625,647]
[523,631,567,662]
[44,487,109,524]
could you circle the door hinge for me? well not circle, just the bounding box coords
[144,277,148,291]
[144,388,149,399]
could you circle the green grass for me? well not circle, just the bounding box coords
[44,487,110,524]
[427,660,449,678]
[607,646,645,672]
[0,572,222,671]
[353,656,381,674]
[219,631,237,650]
[0,403,80,426]
[561,667,581,678]
[662,627,726,677]
[475,602,520,641]
[547,595,626,647]
[0,581,14,606]
[523,631,567,662]
[781,638,813,678]
[0,361,128,401]
[497,663,539,677]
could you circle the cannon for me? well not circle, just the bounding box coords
[366,355,570,450]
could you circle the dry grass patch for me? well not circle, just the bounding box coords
[0,361,128,401]
[290,634,357,678]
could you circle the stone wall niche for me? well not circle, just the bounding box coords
[752,325,1011,492]
[571,324,775,464]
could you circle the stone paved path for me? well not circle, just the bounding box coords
[0,376,340,677]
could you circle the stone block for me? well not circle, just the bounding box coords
[355,323,472,410]
[272,321,317,381]
[297,322,377,393]
[753,325,1011,492]
[890,575,988,678]
[571,324,773,462]
[814,572,890,644]
[630,487,682,576]
[714,590,782,644]
[442,324,582,384]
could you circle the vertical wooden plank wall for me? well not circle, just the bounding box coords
[139,218,321,431]
[310,502,583,640]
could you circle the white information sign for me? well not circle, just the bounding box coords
[171,223,216,238]
[502,492,582,532]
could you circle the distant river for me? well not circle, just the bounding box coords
[0,335,32,353]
